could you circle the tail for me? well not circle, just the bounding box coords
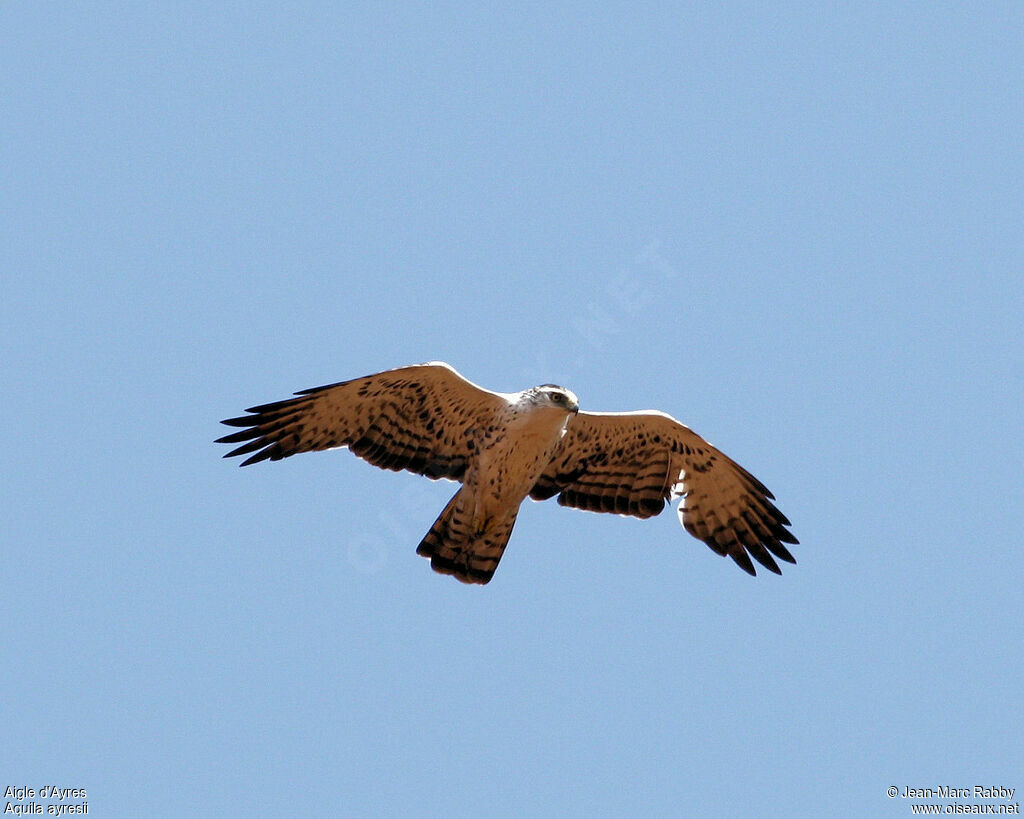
[416,490,518,585]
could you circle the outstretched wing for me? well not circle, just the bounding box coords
[216,362,506,480]
[530,411,798,575]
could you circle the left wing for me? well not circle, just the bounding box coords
[530,411,798,575]
[216,362,506,480]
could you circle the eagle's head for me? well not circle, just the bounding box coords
[528,384,580,414]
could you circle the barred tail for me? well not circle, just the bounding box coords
[416,490,518,585]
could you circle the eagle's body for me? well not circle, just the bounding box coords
[217,362,798,584]
[418,388,576,582]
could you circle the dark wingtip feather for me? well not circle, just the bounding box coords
[239,447,277,467]
[747,543,782,575]
[757,554,783,574]
[244,398,294,414]
[765,541,797,564]
[729,549,757,576]
[224,438,269,459]
[215,427,263,444]
[220,415,258,427]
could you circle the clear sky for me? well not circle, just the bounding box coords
[2,3,1021,817]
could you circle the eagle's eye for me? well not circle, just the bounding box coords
[549,392,563,404]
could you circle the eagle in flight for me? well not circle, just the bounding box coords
[217,362,797,584]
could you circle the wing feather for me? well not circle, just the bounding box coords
[216,362,507,480]
[530,410,798,575]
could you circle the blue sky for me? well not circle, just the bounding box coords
[2,3,1021,817]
